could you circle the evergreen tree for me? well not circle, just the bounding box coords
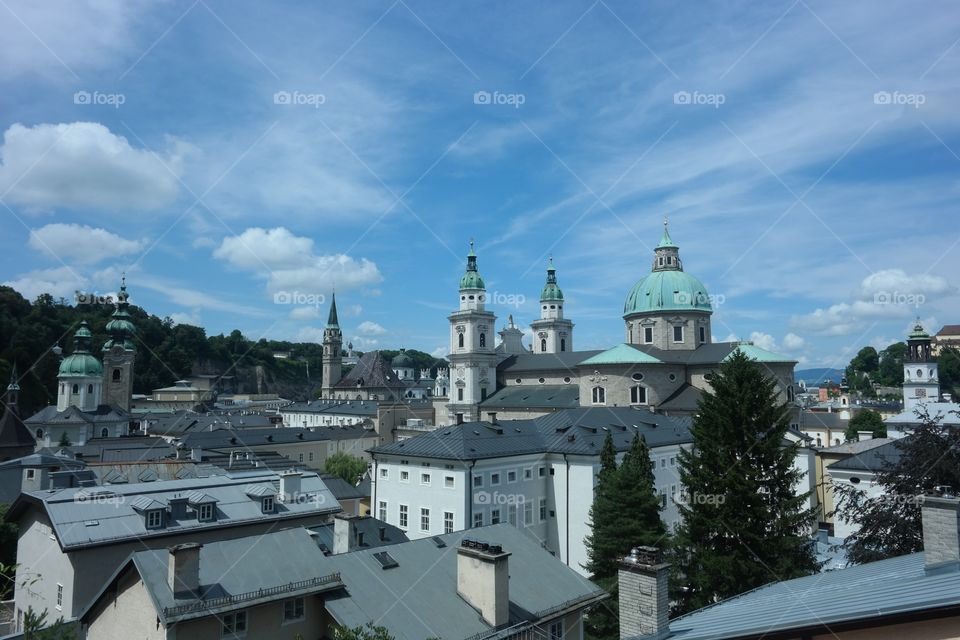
[834,408,960,564]
[584,433,666,640]
[674,351,817,614]
[844,409,886,442]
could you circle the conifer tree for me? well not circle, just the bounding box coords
[674,351,817,614]
[584,432,666,639]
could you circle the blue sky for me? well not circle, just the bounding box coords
[1,0,958,368]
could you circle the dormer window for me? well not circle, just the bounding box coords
[146,510,164,529]
[198,503,215,522]
[262,496,275,513]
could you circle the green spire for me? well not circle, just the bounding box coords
[908,318,929,340]
[327,291,339,327]
[104,274,136,351]
[540,256,564,301]
[657,215,677,248]
[459,240,485,290]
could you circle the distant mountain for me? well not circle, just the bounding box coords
[795,368,846,386]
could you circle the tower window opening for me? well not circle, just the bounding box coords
[479,333,486,348]
[540,339,547,352]
[72,384,79,394]
[560,338,566,352]
[112,368,121,381]
[458,334,464,349]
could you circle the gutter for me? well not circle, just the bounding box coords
[564,453,570,566]
[467,460,476,527]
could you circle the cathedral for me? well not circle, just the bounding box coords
[427,221,799,425]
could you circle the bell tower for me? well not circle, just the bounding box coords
[102,275,136,411]
[530,257,574,353]
[446,241,497,424]
[321,292,343,398]
[903,320,939,413]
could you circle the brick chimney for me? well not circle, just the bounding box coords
[168,543,203,599]
[333,513,360,554]
[457,539,510,627]
[618,546,670,640]
[921,490,960,574]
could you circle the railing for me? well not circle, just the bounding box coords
[163,572,342,618]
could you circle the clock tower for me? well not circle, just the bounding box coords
[903,320,940,413]
[446,242,497,424]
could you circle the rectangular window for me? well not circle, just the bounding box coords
[699,326,706,343]
[421,473,431,485]
[539,498,547,521]
[299,453,304,462]
[308,452,314,462]
[378,500,387,521]
[630,385,647,404]
[25,469,35,480]
[262,497,274,513]
[222,611,247,636]
[444,511,454,534]
[661,458,667,468]
[508,504,517,526]
[56,584,63,610]
[507,470,517,483]
[444,475,455,488]
[400,470,409,482]
[399,504,408,528]
[490,472,500,486]
[549,620,564,640]
[523,500,533,525]
[524,467,532,480]
[644,326,653,343]
[283,597,305,622]
[474,511,483,528]
[538,466,546,477]
[198,503,214,522]
[491,507,501,525]
[673,325,684,342]
[457,388,464,401]
[474,474,483,487]
[146,510,163,529]
[420,507,430,532]
[380,468,388,479]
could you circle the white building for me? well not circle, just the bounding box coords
[370,408,691,576]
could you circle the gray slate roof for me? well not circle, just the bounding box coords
[281,399,379,417]
[370,408,691,461]
[8,470,338,550]
[498,351,602,374]
[478,385,580,410]
[653,552,960,640]
[178,425,375,449]
[308,515,408,553]
[335,350,405,391]
[143,411,276,436]
[829,439,903,472]
[0,406,35,449]
[25,404,129,425]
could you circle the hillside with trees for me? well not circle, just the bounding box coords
[0,287,444,416]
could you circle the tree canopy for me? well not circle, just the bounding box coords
[323,452,368,485]
[844,409,887,441]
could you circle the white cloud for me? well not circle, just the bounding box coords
[297,327,326,343]
[350,336,379,349]
[169,311,201,326]
[356,321,386,336]
[0,122,186,211]
[431,346,447,358]
[213,227,383,299]
[28,223,144,265]
[782,332,805,350]
[748,331,778,352]
[289,306,321,321]
[3,266,86,300]
[135,275,266,317]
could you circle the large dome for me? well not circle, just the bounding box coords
[623,270,713,316]
[58,353,103,377]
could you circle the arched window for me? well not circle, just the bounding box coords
[592,386,605,404]
[479,333,486,348]
[35,428,43,439]
[112,368,121,381]
[72,384,79,394]
[458,334,464,349]
[87,384,93,393]
[541,339,547,352]
[560,338,566,352]
[100,428,109,438]
[630,385,646,404]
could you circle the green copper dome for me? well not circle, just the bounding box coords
[104,276,137,351]
[59,321,103,377]
[541,258,564,301]
[392,350,414,368]
[623,270,713,316]
[459,241,485,290]
[908,321,930,340]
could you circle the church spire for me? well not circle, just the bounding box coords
[652,216,682,272]
[5,364,19,410]
[104,275,136,352]
[327,291,339,327]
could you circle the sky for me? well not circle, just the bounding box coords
[1,0,958,369]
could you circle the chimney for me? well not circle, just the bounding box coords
[168,496,189,520]
[333,514,360,554]
[618,546,669,640]
[190,447,202,462]
[920,490,960,574]
[378,526,387,541]
[279,470,302,503]
[456,539,510,627]
[167,543,203,599]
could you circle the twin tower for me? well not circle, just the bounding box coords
[444,242,573,422]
